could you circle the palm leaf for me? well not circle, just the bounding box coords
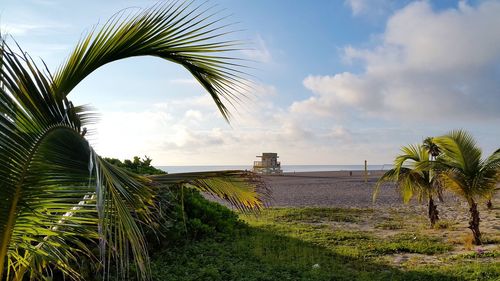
[374,144,433,203]
[149,170,270,212]
[53,0,250,121]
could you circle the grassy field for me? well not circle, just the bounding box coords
[150,204,500,281]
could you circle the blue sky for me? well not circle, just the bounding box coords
[1,0,499,165]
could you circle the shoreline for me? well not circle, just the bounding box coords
[267,170,386,178]
[158,165,393,174]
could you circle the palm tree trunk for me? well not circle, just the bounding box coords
[437,187,444,203]
[468,200,481,245]
[428,196,439,227]
[486,199,493,209]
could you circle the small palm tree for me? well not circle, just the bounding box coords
[434,130,500,245]
[485,148,500,209]
[375,144,441,227]
[0,2,267,280]
[423,137,441,159]
[423,137,444,202]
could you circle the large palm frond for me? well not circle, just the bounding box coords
[1,1,259,279]
[53,0,249,121]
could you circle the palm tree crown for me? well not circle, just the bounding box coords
[423,137,441,158]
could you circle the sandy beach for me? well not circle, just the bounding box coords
[262,170,400,208]
[259,170,499,241]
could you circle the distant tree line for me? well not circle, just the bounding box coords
[104,156,167,175]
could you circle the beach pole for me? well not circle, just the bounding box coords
[364,160,367,183]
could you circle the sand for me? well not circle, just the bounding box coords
[262,170,400,208]
[259,170,499,248]
[208,170,498,240]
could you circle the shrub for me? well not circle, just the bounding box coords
[146,188,245,253]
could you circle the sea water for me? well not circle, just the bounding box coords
[157,164,393,174]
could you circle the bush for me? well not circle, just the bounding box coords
[146,187,245,253]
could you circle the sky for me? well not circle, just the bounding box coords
[0,0,499,165]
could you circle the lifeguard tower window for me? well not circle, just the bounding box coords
[253,153,283,175]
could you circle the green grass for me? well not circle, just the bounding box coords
[266,207,372,223]
[149,207,500,281]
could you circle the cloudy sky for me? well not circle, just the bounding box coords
[1,0,499,165]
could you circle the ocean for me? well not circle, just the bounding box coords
[156,164,393,174]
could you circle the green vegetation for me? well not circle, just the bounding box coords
[104,156,166,175]
[377,129,500,244]
[1,0,498,278]
[434,130,500,245]
[149,202,499,281]
[0,2,264,280]
[375,144,441,227]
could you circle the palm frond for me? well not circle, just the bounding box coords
[434,129,482,174]
[374,144,434,203]
[92,156,155,280]
[373,168,398,202]
[434,129,498,201]
[149,170,269,212]
[53,1,250,121]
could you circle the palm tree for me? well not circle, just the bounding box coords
[433,130,500,245]
[374,144,441,227]
[423,137,444,202]
[485,148,500,209]
[423,137,441,159]
[0,2,267,280]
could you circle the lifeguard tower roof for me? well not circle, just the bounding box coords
[257,152,279,158]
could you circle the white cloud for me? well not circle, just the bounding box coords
[298,1,500,121]
[329,126,352,141]
[241,34,272,63]
[1,23,44,36]
[0,21,70,37]
[184,110,203,121]
[86,85,422,165]
[344,0,392,17]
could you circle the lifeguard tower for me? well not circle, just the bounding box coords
[253,153,283,175]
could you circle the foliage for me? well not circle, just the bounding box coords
[148,206,497,281]
[150,170,270,212]
[434,129,500,244]
[146,188,244,253]
[104,156,166,175]
[434,130,500,201]
[423,137,441,158]
[374,144,441,227]
[375,144,435,203]
[0,1,264,279]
